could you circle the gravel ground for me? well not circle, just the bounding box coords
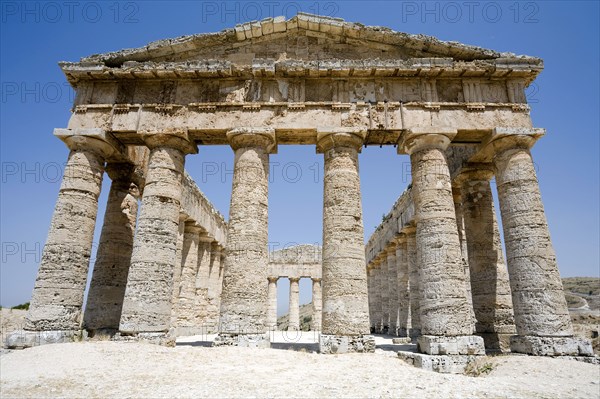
[1,333,599,399]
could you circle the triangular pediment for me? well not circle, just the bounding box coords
[78,13,539,67]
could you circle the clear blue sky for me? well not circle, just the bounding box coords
[1,1,599,317]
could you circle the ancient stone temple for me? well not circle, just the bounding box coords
[6,13,593,365]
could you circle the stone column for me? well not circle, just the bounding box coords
[312,278,323,331]
[405,226,421,338]
[170,214,187,330]
[386,244,399,336]
[119,131,197,344]
[489,129,592,356]
[367,267,375,333]
[379,249,390,334]
[453,187,475,332]
[174,222,203,334]
[266,277,278,330]
[83,163,139,335]
[288,278,300,331]
[396,236,410,338]
[17,130,120,348]
[459,167,516,352]
[317,128,374,353]
[206,243,223,332]
[194,234,214,331]
[399,127,484,356]
[216,127,275,348]
[371,257,383,333]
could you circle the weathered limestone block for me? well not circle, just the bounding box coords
[83,163,139,333]
[288,278,300,331]
[459,167,516,352]
[25,130,119,333]
[119,131,197,336]
[400,127,484,355]
[266,277,278,330]
[216,127,275,346]
[405,226,421,338]
[490,130,590,355]
[397,351,481,374]
[317,128,372,352]
[312,278,323,330]
[386,245,399,336]
[396,237,410,337]
[417,335,485,355]
[319,334,376,354]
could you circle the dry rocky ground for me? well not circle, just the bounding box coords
[1,278,599,398]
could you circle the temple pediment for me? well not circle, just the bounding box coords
[60,13,542,85]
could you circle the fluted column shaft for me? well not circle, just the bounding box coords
[288,278,300,331]
[175,223,203,329]
[406,132,473,337]
[396,238,410,337]
[84,164,139,332]
[494,145,572,337]
[460,169,516,350]
[266,277,278,330]
[319,130,371,337]
[25,134,114,332]
[386,246,399,335]
[218,128,275,339]
[312,278,322,330]
[119,132,196,334]
[406,227,421,337]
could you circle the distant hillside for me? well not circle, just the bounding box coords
[277,303,314,331]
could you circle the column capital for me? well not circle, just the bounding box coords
[140,129,198,154]
[183,221,204,235]
[54,128,125,159]
[476,127,545,161]
[105,162,135,182]
[198,232,215,243]
[289,277,300,283]
[456,163,495,185]
[267,276,279,284]
[397,127,457,155]
[394,233,407,245]
[311,277,322,283]
[402,224,417,236]
[384,242,398,255]
[316,127,366,153]
[226,127,277,153]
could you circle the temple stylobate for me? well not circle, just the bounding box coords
[7,13,593,370]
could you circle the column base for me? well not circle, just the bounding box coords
[113,332,175,347]
[397,351,483,374]
[319,334,376,354]
[510,335,594,356]
[417,335,485,355]
[478,332,513,353]
[212,333,270,348]
[4,329,81,349]
[392,337,412,344]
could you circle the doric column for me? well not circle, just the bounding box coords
[83,163,139,334]
[312,278,322,331]
[119,130,197,343]
[170,214,187,329]
[367,267,375,332]
[405,226,421,338]
[399,127,484,356]
[395,236,410,338]
[194,234,214,330]
[205,243,224,332]
[379,249,390,334]
[216,127,276,348]
[452,187,475,333]
[459,166,516,352]
[288,277,300,331]
[386,244,399,336]
[266,277,278,330]
[174,222,203,333]
[317,128,374,353]
[23,130,119,339]
[489,129,592,356]
[371,256,384,333]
